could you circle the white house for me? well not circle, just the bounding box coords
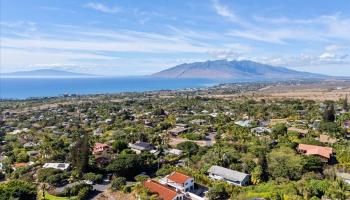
[164,148,183,156]
[144,179,184,200]
[161,171,194,192]
[43,163,70,171]
[234,120,252,128]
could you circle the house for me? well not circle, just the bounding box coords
[128,141,154,154]
[235,120,252,127]
[258,119,270,127]
[12,162,30,171]
[175,123,188,128]
[251,127,271,135]
[190,119,206,125]
[105,119,113,124]
[144,179,184,200]
[93,143,110,154]
[168,127,188,136]
[27,150,40,157]
[207,165,250,186]
[297,144,333,162]
[319,134,337,144]
[161,171,194,192]
[43,163,70,170]
[164,148,183,156]
[23,142,38,148]
[93,128,103,136]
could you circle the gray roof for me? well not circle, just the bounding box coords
[208,165,249,182]
[168,127,188,134]
[128,141,153,151]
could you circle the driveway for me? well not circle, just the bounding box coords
[54,181,110,194]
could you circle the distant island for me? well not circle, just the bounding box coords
[1,69,97,78]
[2,60,328,80]
[152,59,326,80]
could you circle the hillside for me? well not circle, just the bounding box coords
[152,60,326,80]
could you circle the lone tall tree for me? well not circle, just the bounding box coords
[343,95,349,111]
[71,132,90,174]
[323,104,336,122]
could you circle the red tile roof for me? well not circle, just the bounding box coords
[93,143,109,153]
[167,171,192,184]
[297,144,333,159]
[12,162,29,168]
[144,180,180,200]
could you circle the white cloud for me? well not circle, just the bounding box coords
[84,2,120,14]
[207,49,242,60]
[319,44,349,61]
[211,1,350,44]
[319,52,336,59]
[212,0,238,22]
[211,0,248,27]
[325,44,346,52]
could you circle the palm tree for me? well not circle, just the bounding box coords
[326,179,350,200]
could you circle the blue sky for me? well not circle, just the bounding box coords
[1,0,349,76]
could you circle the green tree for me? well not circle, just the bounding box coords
[323,104,335,122]
[176,141,199,156]
[303,156,324,173]
[343,95,348,111]
[112,140,128,153]
[16,152,29,163]
[267,147,303,180]
[0,180,37,200]
[326,179,350,200]
[206,183,229,200]
[319,122,340,134]
[106,154,144,178]
[271,123,287,139]
[70,132,90,174]
[110,177,126,191]
[83,172,103,183]
[251,166,263,185]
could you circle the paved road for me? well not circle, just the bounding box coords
[54,181,110,194]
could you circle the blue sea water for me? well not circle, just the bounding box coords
[0,77,217,99]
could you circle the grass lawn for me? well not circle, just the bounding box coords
[43,192,73,200]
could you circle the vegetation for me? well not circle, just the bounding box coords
[0,81,349,200]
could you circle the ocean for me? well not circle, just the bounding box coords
[0,77,217,99]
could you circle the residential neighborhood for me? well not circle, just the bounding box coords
[0,82,350,200]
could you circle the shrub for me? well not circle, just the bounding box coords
[0,180,37,200]
[62,183,92,197]
[135,174,150,182]
[111,177,126,191]
[83,172,103,183]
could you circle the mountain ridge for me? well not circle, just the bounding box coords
[1,69,97,77]
[152,60,326,80]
